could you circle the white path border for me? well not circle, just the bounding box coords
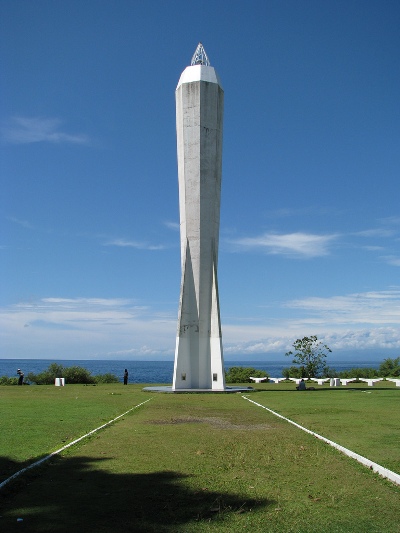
[242,396,400,487]
[0,398,151,490]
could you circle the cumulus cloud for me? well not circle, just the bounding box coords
[1,117,89,145]
[229,232,338,258]
[221,289,400,355]
[321,329,400,350]
[222,328,400,355]
[2,290,400,359]
[285,289,400,325]
[0,297,176,359]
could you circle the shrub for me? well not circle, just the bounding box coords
[5,364,120,385]
[322,366,338,378]
[28,363,95,385]
[225,366,268,383]
[379,357,400,377]
[63,366,95,384]
[0,376,18,385]
[281,366,303,379]
[27,363,65,385]
[94,373,120,384]
[337,367,378,379]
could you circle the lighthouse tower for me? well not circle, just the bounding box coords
[172,43,225,391]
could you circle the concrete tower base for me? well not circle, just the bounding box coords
[143,386,254,394]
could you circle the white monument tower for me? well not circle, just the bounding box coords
[172,43,225,391]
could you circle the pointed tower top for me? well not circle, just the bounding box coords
[191,43,210,66]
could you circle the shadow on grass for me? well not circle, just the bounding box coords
[0,455,272,532]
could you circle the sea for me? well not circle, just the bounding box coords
[0,359,381,384]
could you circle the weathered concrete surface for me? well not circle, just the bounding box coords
[172,63,225,390]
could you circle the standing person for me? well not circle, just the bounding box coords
[17,368,24,386]
[123,368,128,385]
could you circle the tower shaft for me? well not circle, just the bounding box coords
[172,51,225,390]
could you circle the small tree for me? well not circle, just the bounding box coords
[285,335,331,378]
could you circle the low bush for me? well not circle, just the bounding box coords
[337,367,378,379]
[282,366,303,379]
[0,376,18,385]
[225,366,268,383]
[26,363,120,385]
[27,363,95,385]
[27,363,65,385]
[94,373,120,384]
[62,366,95,384]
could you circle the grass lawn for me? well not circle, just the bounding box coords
[250,383,400,474]
[0,383,399,532]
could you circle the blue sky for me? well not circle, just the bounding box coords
[1,0,399,361]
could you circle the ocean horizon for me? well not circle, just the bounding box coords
[0,358,383,384]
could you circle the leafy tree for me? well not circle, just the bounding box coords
[378,357,400,377]
[225,366,268,384]
[285,335,331,378]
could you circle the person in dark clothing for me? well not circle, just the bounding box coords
[297,378,306,391]
[17,368,24,385]
[123,369,129,385]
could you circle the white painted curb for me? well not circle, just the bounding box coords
[243,396,400,486]
[0,398,151,490]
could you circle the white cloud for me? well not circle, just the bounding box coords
[7,216,34,229]
[229,232,338,257]
[103,238,165,251]
[1,117,89,145]
[1,290,399,359]
[379,216,400,226]
[164,221,180,231]
[353,228,395,238]
[222,328,400,356]
[322,329,400,351]
[382,256,400,267]
[0,297,175,359]
[221,289,400,355]
[285,289,400,325]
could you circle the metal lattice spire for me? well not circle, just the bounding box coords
[191,43,210,66]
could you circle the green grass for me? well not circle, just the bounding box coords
[1,384,399,532]
[0,384,146,477]
[251,384,400,473]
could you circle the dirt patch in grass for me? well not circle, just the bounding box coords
[148,416,273,430]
